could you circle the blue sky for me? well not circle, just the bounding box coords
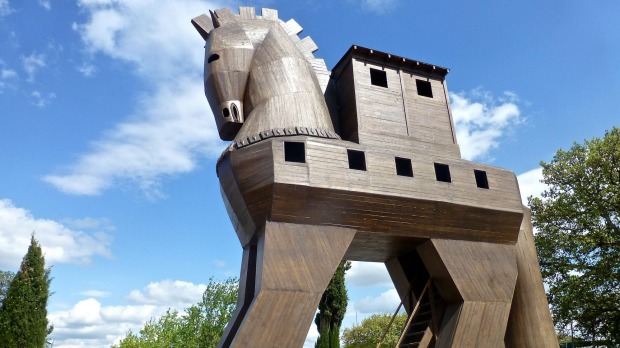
[0,0,619,346]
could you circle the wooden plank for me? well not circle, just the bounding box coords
[418,239,518,302]
[282,18,303,36]
[261,7,278,20]
[296,36,319,56]
[335,60,359,142]
[191,14,213,40]
[238,6,256,19]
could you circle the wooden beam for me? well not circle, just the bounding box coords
[218,221,355,348]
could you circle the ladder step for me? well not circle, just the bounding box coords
[410,321,430,329]
[405,330,426,337]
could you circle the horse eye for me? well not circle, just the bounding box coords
[208,54,220,64]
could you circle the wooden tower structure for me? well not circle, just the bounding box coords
[192,7,558,347]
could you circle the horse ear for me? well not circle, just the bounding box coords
[209,10,220,28]
[191,14,213,40]
[211,8,236,28]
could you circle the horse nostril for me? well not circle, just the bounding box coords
[223,108,230,118]
[231,103,239,121]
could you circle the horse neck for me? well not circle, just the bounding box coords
[235,24,334,141]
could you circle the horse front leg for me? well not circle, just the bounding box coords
[218,221,355,348]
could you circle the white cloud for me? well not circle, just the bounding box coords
[38,0,51,10]
[31,90,56,107]
[74,0,216,81]
[0,65,17,92]
[80,290,111,298]
[48,298,162,348]
[354,288,400,314]
[44,79,222,196]
[0,199,113,269]
[49,279,210,348]
[346,261,393,287]
[1,68,17,79]
[304,323,319,348]
[21,53,47,82]
[126,279,207,308]
[0,0,12,17]
[76,62,96,77]
[46,0,225,196]
[517,167,546,205]
[451,90,523,161]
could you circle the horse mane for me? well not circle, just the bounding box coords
[192,7,330,92]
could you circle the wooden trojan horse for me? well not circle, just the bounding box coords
[192,7,558,347]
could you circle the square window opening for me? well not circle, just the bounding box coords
[416,79,433,98]
[434,163,451,183]
[284,141,305,163]
[395,157,413,177]
[474,170,489,189]
[370,68,388,88]
[347,149,366,171]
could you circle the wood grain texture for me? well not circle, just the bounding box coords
[196,7,333,140]
[219,137,524,257]
[504,207,558,347]
[417,239,517,348]
[219,221,355,348]
[330,45,461,158]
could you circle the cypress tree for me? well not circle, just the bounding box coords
[315,261,350,348]
[0,235,53,347]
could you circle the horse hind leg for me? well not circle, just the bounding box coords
[416,239,518,348]
[504,209,558,347]
[218,221,355,348]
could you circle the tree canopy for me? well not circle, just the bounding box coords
[341,313,407,348]
[530,127,620,344]
[112,277,238,348]
[0,235,53,347]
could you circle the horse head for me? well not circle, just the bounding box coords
[194,10,255,140]
[193,7,335,144]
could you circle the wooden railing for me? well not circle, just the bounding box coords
[376,278,432,348]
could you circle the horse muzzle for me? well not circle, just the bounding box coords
[215,100,244,141]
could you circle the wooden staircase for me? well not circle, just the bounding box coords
[377,279,444,348]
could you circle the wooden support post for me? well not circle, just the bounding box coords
[504,208,558,347]
[218,221,355,348]
[417,239,518,348]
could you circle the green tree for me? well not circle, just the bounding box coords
[530,127,620,344]
[0,236,53,347]
[0,270,15,307]
[315,261,351,348]
[113,277,238,348]
[341,313,407,348]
